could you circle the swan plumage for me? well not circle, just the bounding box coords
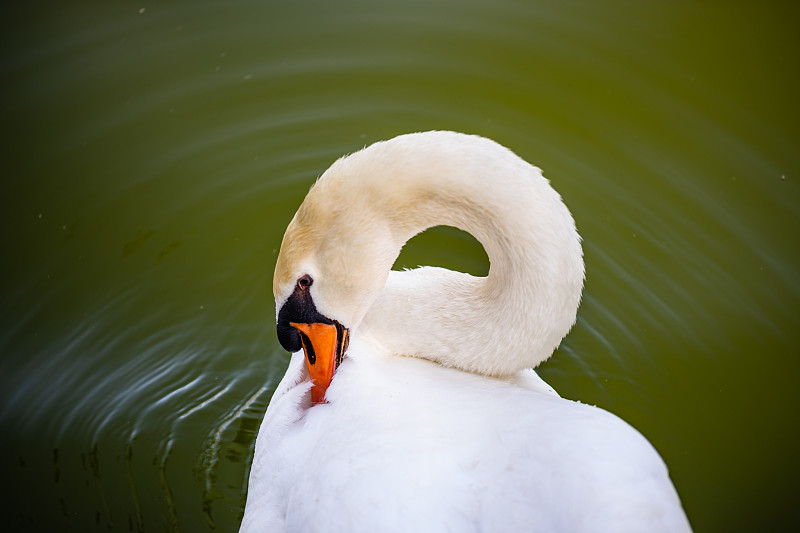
[241,131,691,532]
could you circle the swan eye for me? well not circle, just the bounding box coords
[297,275,313,290]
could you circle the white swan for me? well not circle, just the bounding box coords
[240,131,691,532]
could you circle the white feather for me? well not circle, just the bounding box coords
[243,131,692,532]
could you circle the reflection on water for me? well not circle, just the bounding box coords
[2,0,798,531]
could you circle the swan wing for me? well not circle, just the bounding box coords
[243,343,690,533]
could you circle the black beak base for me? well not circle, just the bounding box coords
[276,282,333,353]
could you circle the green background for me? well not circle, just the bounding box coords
[2,1,798,531]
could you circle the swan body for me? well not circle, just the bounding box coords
[241,131,691,532]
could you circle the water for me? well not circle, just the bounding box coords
[2,1,798,531]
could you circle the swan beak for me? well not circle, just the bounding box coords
[290,322,349,404]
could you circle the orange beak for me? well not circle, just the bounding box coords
[290,322,349,404]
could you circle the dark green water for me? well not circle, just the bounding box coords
[2,1,798,531]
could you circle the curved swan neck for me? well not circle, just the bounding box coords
[273,131,583,376]
[319,131,584,375]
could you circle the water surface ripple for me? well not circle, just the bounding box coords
[2,1,798,532]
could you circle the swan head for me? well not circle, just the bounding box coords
[273,155,401,403]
